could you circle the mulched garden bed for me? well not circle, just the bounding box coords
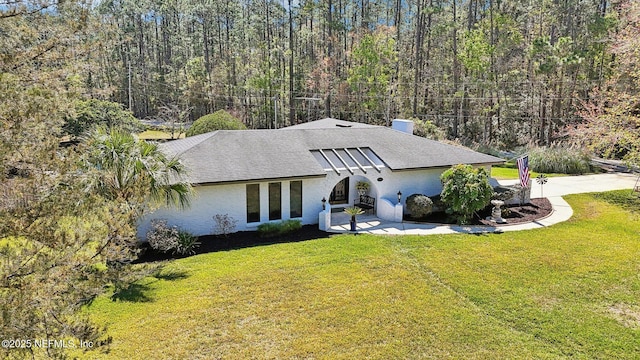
[135,225,332,263]
[404,198,553,226]
[138,198,553,263]
[476,198,553,225]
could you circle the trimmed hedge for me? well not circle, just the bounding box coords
[257,219,303,238]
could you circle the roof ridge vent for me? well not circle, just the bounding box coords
[335,124,352,128]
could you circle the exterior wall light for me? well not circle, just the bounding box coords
[322,197,327,210]
[397,191,402,204]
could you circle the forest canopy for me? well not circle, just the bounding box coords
[1,0,624,152]
[86,0,623,149]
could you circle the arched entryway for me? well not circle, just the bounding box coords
[327,175,378,212]
[329,177,349,205]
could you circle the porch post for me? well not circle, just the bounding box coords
[394,202,403,222]
[319,209,331,231]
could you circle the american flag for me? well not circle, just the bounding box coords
[517,155,530,188]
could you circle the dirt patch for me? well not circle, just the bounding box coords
[531,295,561,311]
[607,303,640,329]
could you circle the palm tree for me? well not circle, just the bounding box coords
[84,127,192,211]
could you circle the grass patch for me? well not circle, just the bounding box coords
[592,189,640,214]
[137,130,185,140]
[82,192,640,359]
[491,166,567,180]
[491,164,566,180]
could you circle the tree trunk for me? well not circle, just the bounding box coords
[289,0,295,126]
[412,0,425,116]
[325,0,333,118]
[452,0,460,138]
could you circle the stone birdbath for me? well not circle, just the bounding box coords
[489,199,506,224]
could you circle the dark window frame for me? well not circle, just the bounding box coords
[246,184,260,223]
[290,181,303,218]
[269,182,282,221]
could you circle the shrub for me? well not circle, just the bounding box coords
[281,219,303,233]
[412,118,446,140]
[428,194,445,212]
[212,213,238,236]
[147,219,179,253]
[528,146,592,174]
[147,219,199,255]
[406,194,434,218]
[257,222,280,238]
[185,110,246,136]
[174,231,200,255]
[257,219,302,238]
[440,164,493,224]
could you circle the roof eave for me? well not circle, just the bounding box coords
[190,173,327,186]
[387,161,505,172]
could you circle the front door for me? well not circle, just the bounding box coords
[330,177,349,204]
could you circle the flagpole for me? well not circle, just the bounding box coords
[516,154,530,205]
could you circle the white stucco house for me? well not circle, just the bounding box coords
[137,118,503,237]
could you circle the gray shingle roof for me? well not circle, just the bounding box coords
[283,118,379,130]
[160,119,503,184]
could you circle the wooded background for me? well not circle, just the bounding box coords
[3,0,633,149]
[90,0,618,146]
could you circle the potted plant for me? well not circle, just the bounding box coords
[355,180,370,196]
[343,206,364,232]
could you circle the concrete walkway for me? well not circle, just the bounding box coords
[329,173,639,235]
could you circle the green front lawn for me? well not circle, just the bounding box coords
[83,191,640,359]
[137,130,185,140]
[491,165,566,180]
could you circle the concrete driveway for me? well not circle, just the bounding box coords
[501,173,639,198]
